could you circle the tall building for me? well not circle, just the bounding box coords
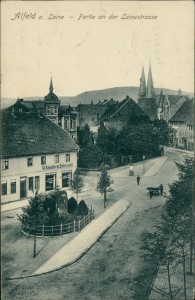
[137,64,189,121]
[44,78,60,124]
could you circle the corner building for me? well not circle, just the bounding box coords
[1,111,79,203]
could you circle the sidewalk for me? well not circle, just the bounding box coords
[143,156,168,177]
[32,199,131,276]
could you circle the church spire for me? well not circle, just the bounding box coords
[49,77,53,93]
[147,63,155,98]
[138,65,147,99]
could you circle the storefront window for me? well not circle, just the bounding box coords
[11,180,16,194]
[2,181,7,195]
[46,173,56,191]
[62,171,72,188]
[29,177,34,191]
[35,176,40,190]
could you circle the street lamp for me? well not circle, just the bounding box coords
[143,155,145,174]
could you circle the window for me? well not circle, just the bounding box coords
[2,181,7,195]
[29,177,34,191]
[62,171,72,188]
[54,153,59,163]
[46,106,50,114]
[55,107,58,115]
[2,159,9,170]
[27,156,33,166]
[66,153,70,162]
[45,174,56,191]
[50,106,55,115]
[41,155,46,165]
[70,120,76,130]
[64,119,68,129]
[35,176,40,190]
[11,180,16,194]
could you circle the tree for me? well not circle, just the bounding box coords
[96,164,113,208]
[152,119,176,146]
[71,172,84,202]
[96,122,109,161]
[77,124,94,148]
[78,144,104,169]
[143,156,194,299]
[18,191,49,258]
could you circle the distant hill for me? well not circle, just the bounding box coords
[1,86,193,109]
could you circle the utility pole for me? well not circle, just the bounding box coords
[143,155,145,174]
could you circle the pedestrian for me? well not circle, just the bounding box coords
[159,184,163,195]
[129,164,134,176]
[149,190,153,199]
[137,175,140,185]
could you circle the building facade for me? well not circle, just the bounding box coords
[169,99,194,150]
[6,78,78,140]
[1,111,79,203]
[138,64,189,121]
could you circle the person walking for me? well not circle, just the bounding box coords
[137,175,141,185]
[159,184,163,195]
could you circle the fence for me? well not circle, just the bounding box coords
[21,209,95,237]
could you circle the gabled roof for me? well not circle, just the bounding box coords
[169,99,194,125]
[95,96,149,124]
[2,111,79,158]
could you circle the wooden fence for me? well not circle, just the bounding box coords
[21,209,95,237]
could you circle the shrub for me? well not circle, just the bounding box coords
[77,200,89,216]
[67,197,78,214]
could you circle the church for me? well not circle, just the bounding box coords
[137,64,188,122]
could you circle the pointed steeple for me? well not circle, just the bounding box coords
[158,88,164,108]
[147,63,155,98]
[49,77,53,93]
[138,66,147,99]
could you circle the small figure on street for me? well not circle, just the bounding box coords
[159,184,163,195]
[129,164,134,176]
[137,175,141,185]
[149,190,153,199]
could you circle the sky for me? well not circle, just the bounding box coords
[1,1,194,98]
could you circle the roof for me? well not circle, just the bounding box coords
[169,100,194,125]
[95,96,149,124]
[7,99,45,112]
[44,92,60,103]
[2,111,79,158]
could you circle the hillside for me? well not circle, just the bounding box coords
[1,86,193,109]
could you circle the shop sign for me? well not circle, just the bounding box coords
[42,163,73,170]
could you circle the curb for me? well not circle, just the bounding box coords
[7,201,132,280]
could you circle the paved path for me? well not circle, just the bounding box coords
[32,199,131,276]
[143,156,168,177]
[1,199,29,213]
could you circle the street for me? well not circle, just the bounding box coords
[2,149,189,300]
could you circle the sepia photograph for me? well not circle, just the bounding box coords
[1,1,194,299]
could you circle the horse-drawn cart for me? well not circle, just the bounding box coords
[147,186,161,196]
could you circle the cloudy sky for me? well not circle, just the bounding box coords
[1,1,194,98]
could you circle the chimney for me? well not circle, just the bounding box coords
[178,89,182,97]
[126,95,129,100]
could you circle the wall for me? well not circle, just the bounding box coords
[1,151,78,203]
